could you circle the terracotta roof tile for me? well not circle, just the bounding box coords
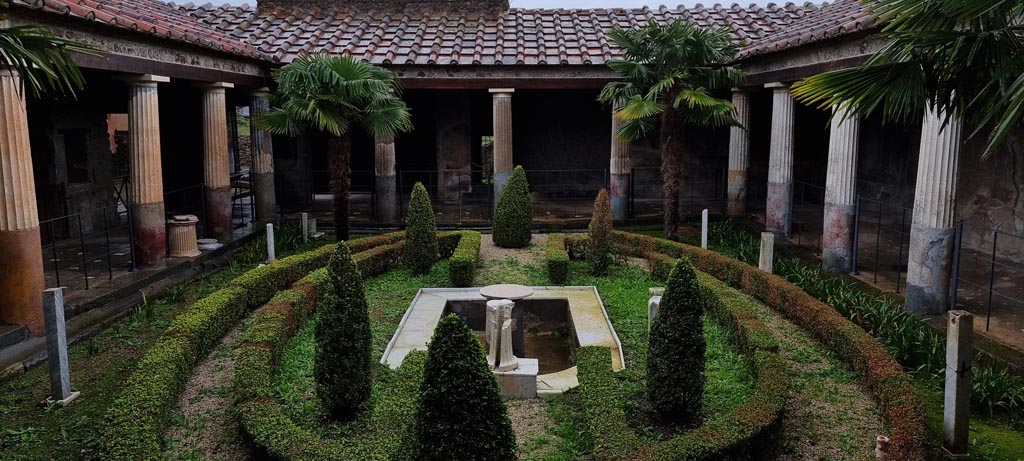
[180,2,823,65]
[11,0,276,61]
[739,0,875,58]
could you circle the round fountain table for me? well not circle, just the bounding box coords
[480,284,534,300]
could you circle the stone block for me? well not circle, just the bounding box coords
[494,358,538,399]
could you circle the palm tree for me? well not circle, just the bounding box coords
[1,0,92,95]
[599,20,743,240]
[791,0,1024,158]
[257,54,412,240]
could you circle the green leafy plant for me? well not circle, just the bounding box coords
[316,242,373,420]
[588,189,614,276]
[414,314,517,461]
[404,182,439,274]
[546,234,570,284]
[447,231,480,287]
[493,165,533,248]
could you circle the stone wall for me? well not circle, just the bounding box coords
[957,129,1024,262]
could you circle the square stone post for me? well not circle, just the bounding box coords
[765,82,794,236]
[727,88,751,217]
[759,232,775,273]
[43,288,79,404]
[125,74,170,269]
[609,102,631,220]
[943,310,972,458]
[200,82,235,243]
[374,135,399,224]
[822,105,861,273]
[250,88,278,222]
[490,88,514,207]
[906,103,962,314]
[0,68,46,333]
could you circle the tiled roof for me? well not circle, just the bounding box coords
[10,0,276,61]
[179,2,823,65]
[739,0,875,57]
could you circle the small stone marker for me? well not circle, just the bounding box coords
[301,212,309,243]
[43,288,79,405]
[943,310,973,459]
[759,232,774,273]
[701,209,709,249]
[266,223,276,262]
[648,287,663,330]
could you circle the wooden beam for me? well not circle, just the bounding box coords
[399,77,613,89]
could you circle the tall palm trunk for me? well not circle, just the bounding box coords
[660,104,685,240]
[328,134,352,240]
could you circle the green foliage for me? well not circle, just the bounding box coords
[576,347,647,460]
[648,258,707,425]
[588,189,614,275]
[316,243,373,419]
[404,182,439,274]
[0,4,95,97]
[493,166,533,248]
[447,231,481,287]
[414,315,517,461]
[546,234,570,284]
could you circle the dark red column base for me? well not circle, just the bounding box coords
[0,228,45,333]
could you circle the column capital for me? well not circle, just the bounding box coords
[251,87,272,98]
[764,82,790,90]
[489,88,515,96]
[196,81,234,91]
[119,74,170,86]
[730,87,752,94]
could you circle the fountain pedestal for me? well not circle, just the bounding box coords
[481,284,538,398]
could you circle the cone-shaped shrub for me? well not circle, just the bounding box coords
[493,165,532,248]
[315,242,372,419]
[588,188,614,275]
[647,257,706,425]
[405,182,439,274]
[414,314,517,461]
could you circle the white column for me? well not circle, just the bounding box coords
[906,103,962,314]
[200,82,234,242]
[126,74,170,268]
[250,88,277,222]
[765,82,795,236]
[727,88,751,216]
[490,88,514,205]
[822,106,860,272]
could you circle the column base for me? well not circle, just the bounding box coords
[0,228,45,333]
[765,180,792,235]
[205,186,233,243]
[493,171,511,210]
[253,173,278,223]
[822,202,855,273]
[375,175,398,225]
[906,224,955,315]
[726,169,747,217]
[132,202,167,269]
[609,173,629,221]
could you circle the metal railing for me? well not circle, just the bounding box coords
[231,171,256,227]
[950,221,1024,331]
[397,169,493,225]
[851,195,912,292]
[790,180,826,250]
[628,166,727,218]
[164,184,207,238]
[40,202,133,290]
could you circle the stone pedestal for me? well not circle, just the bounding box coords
[375,135,398,224]
[727,89,751,217]
[490,89,514,206]
[907,104,962,314]
[126,75,170,268]
[609,104,631,220]
[822,107,860,273]
[202,82,234,243]
[167,215,201,258]
[648,287,664,330]
[0,69,44,333]
[251,89,277,222]
[759,232,775,273]
[494,358,538,399]
[943,310,973,458]
[765,82,794,236]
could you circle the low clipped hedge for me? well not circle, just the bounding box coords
[575,270,788,461]
[610,231,928,461]
[99,233,403,460]
[447,230,481,287]
[546,234,570,284]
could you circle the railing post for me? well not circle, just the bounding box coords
[851,195,861,275]
[77,214,89,290]
[103,207,113,281]
[49,222,61,286]
[950,219,964,312]
[985,229,999,331]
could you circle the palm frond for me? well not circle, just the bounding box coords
[0,24,96,96]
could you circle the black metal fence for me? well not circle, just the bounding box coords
[231,171,256,228]
[951,221,1024,331]
[851,195,913,292]
[790,180,826,250]
[40,202,133,291]
[397,169,493,225]
[629,166,727,218]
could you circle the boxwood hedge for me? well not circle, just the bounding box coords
[545,233,570,284]
[447,230,481,287]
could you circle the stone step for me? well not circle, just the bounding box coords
[0,323,28,350]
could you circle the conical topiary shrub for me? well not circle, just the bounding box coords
[404,182,439,274]
[493,165,532,248]
[316,242,373,420]
[414,314,517,461]
[647,257,706,425]
[588,188,614,275]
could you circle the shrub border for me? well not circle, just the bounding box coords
[545,233,570,284]
[610,230,927,461]
[445,230,481,287]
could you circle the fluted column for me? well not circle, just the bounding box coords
[765,82,794,235]
[907,103,962,314]
[126,75,170,269]
[201,82,234,242]
[250,88,277,222]
[490,88,514,206]
[0,69,45,333]
[609,102,631,220]
[727,89,751,217]
[822,106,861,272]
[375,135,398,224]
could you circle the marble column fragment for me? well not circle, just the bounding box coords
[202,82,235,242]
[250,88,278,222]
[490,88,514,206]
[822,106,860,273]
[765,82,794,236]
[727,89,751,217]
[127,75,170,269]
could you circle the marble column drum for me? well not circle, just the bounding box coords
[250,89,277,222]
[127,75,170,269]
[374,135,399,225]
[0,69,45,333]
[907,104,962,314]
[822,107,860,273]
[490,89,514,205]
[202,83,234,243]
[727,89,751,217]
[765,83,795,236]
[609,105,631,221]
